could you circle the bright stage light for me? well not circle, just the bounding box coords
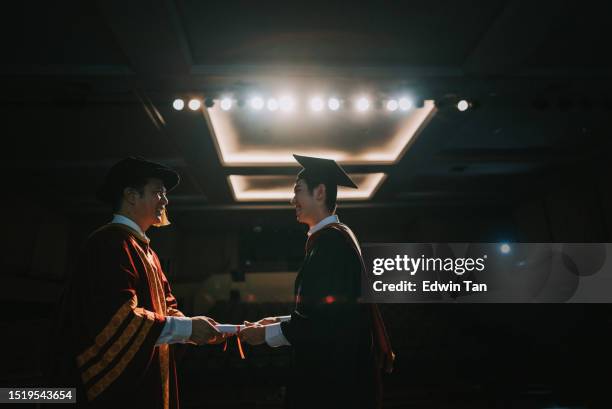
[172,99,184,111]
[188,98,201,111]
[356,97,370,112]
[220,98,232,111]
[310,97,324,112]
[328,97,340,111]
[457,100,470,112]
[267,98,279,111]
[398,97,413,111]
[250,97,264,110]
[386,99,398,111]
[500,243,511,254]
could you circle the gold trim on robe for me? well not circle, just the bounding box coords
[76,295,138,368]
[131,238,170,409]
[86,318,154,401]
[80,308,153,384]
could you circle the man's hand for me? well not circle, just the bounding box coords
[244,316,280,327]
[239,325,266,345]
[189,316,225,345]
[205,317,233,345]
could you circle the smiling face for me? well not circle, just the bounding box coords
[125,178,169,231]
[290,177,330,228]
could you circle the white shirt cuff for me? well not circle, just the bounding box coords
[155,316,192,346]
[278,315,291,323]
[265,322,291,347]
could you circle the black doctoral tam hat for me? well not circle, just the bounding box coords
[293,154,358,189]
[96,157,180,204]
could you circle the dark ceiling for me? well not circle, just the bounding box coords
[1,0,611,232]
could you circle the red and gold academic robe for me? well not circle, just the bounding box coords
[50,223,184,409]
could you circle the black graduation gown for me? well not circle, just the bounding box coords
[280,226,382,409]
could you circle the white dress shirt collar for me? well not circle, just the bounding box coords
[307,214,339,237]
[111,214,149,242]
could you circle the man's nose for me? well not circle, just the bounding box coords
[161,193,169,206]
[290,195,296,206]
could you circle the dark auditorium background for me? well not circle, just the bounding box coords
[1,1,612,408]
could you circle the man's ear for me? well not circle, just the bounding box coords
[314,184,326,202]
[123,187,136,205]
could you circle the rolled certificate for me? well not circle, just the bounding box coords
[215,324,246,334]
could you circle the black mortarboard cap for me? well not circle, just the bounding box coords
[293,154,358,189]
[96,157,180,204]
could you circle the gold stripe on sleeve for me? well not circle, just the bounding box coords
[80,313,144,384]
[76,295,137,368]
[86,318,154,401]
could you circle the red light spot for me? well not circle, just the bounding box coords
[246,294,256,302]
[324,295,336,304]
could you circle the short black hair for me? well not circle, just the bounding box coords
[111,177,149,213]
[297,170,337,213]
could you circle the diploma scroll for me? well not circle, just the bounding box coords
[215,324,246,334]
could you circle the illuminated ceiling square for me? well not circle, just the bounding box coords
[205,100,436,166]
[228,173,387,202]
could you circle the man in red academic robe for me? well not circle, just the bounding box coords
[49,157,224,408]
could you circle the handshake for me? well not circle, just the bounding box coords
[188,316,281,346]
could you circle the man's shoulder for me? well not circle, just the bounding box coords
[316,225,356,249]
[321,223,358,238]
[310,225,363,271]
[86,224,133,248]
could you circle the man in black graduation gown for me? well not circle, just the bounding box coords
[240,155,394,409]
